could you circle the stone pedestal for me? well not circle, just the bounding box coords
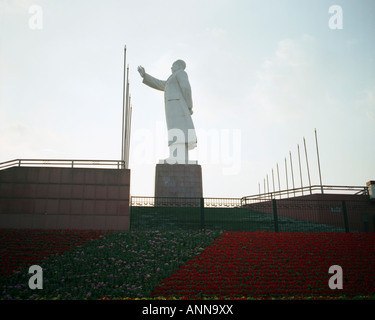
[155,164,203,198]
[367,181,375,201]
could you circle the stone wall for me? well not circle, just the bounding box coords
[155,164,203,198]
[0,166,130,230]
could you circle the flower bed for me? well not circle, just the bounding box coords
[1,230,374,300]
[0,229,108,276]
[0,229,222,299]
[151,231,375,299]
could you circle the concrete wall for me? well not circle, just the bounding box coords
[0,166,130,230]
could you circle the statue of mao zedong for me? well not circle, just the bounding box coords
[138,60,197,164]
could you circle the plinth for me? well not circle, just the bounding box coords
[155,164,203,198]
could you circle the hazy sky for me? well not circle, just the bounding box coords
[1,0,374,198]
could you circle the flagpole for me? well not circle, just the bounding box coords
[290,151,295,197]
[298,144,304,195]
[125,95,132,169]
[121,45,127,169]
[285,157,289,198]
[277,163,281,199]
[315,128,323,194]
[124,65,130,169]
[303,137,312,194]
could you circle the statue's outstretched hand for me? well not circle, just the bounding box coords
[138,66,145,78]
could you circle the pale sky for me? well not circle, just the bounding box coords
[0,0,374,198]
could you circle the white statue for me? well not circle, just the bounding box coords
[138,60,197,164]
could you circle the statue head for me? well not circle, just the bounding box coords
[171,60,186,73]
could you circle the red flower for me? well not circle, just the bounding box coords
[0,229,109,275]
[151,231,375,299]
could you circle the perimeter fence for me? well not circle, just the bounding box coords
[130,196,374,233]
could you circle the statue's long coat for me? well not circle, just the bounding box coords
[143,70,197,150]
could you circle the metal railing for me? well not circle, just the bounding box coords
[131,196,241,208]
[0,159,126,170]
[241,184,369,205]
[130,196,374,233]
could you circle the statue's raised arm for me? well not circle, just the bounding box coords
[137,66,145,78]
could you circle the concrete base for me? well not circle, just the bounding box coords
[155,164,203,198]
[367,181,375,201]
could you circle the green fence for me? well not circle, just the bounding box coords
[130,206,278,232]
[130,197,374,232]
